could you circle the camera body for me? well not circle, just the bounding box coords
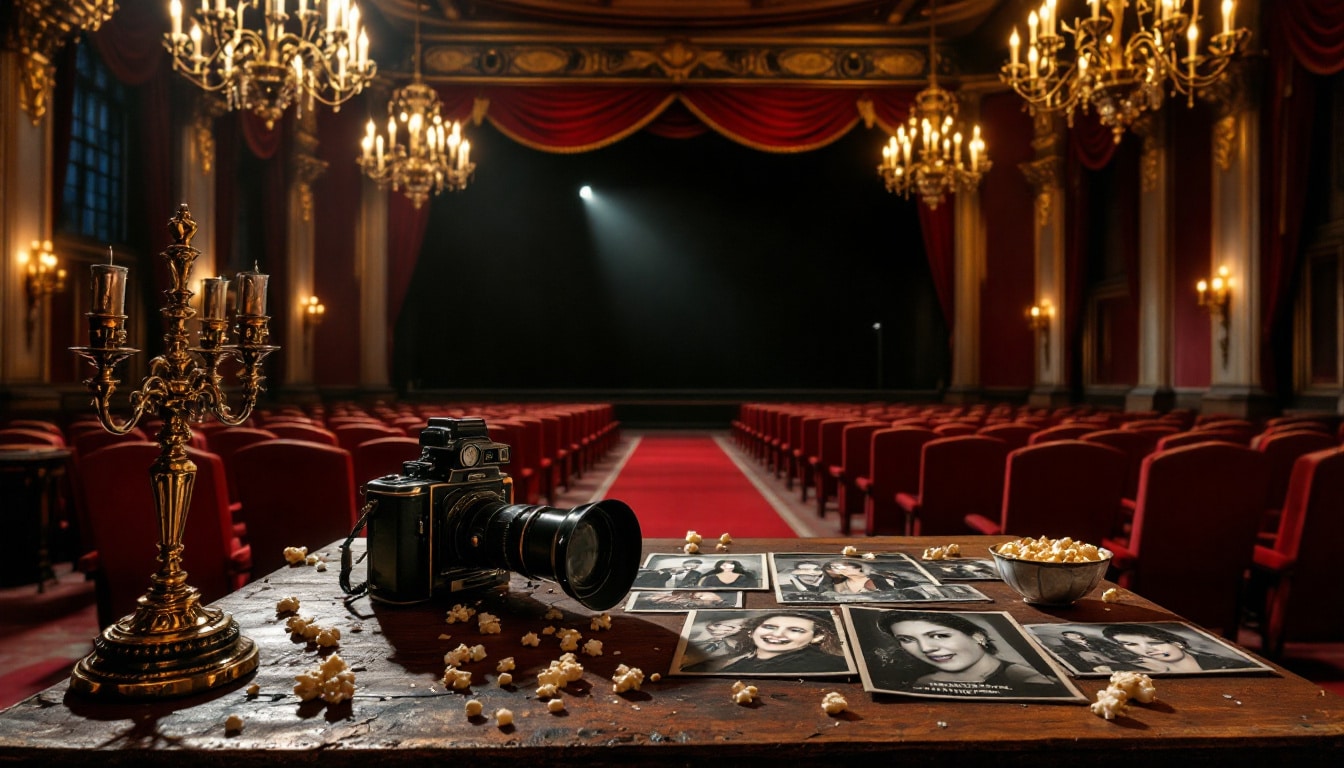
[362,417,515,604]
[359,416,643,610]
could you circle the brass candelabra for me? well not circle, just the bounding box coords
[69,203,277,697]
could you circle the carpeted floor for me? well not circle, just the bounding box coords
[1,429,1338,710]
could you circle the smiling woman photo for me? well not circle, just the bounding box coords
[678,610,851,675]
[878,611,1054,686]
[1100,624,1252,673]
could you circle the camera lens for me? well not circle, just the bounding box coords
[451,498,642,611]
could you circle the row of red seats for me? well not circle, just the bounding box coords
[731,403,1343,651]
[1,402,619,629]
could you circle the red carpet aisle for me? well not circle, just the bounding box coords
[595,435,804,538]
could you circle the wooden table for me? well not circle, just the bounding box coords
[0,536,1340,766]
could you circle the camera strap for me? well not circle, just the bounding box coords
[339,499,377,597]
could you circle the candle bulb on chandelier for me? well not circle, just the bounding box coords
[1029,10,1038,45]
[1222,0,1234,36]
[1090,0,1100,21]
[376,134,384,171]
[459,140,471,171]
[1010,28,1020,68]
[170,0,182,39]
[1187,23,1198,80]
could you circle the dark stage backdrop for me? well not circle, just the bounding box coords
[395,122,949,391]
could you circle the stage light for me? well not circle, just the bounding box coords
[580,185,593,200]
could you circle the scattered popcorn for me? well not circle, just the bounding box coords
[444,644,473,667]
[305,554,320,566]
[224,714,244,733]
[438,634,452,641]
[1108,671,1157,704]
[495,708,514,727]
[649,673,661,683]
[1102,588,1121,603]
[246,683,260,697]
[590,613,612,631]
[285,615,325,641]
[470,644,488,662]
[536,683,560,699]
[1091,671,1158,720]
[315,561,327,572]
[547,698,565,713]
[582,639,604,656]
[443,667,473,690]
[922,543,962,560]
[541,626,557,636]
[995,536,1106,563]
[293,653,356,704]
[683,542,700,554]
[314,626,341,648]
[497,657,516,673]
[1090,687,1131,720]
[544,607,565,621]
[478,612,502,634]
[611,664,645,693]
[283,546,309,565]
[730,680,758,705]
[685,530,703,544]
[445,604,477,624]
[861,552,877,560]
[537,654,585,690]
[465,699,484,717]
[275,596,301,614]
[557,628,583,652]
[841,545,859,557]
[821,691,848,715]
[521,632,541,647]
[719,533,733,544]
[715,542,731,552]
[497,672,513,686]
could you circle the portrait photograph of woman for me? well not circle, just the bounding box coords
[634,553,770,591]
[671,609,856,677]
[1026,622,1272,677]
[843,607,1085,702]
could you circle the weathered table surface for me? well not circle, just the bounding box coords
[1,536,1340,766]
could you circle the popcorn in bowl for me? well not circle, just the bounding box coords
[990,536,1114,606]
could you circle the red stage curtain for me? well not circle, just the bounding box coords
[1070,111,1119,171]
[1259,1,1342,392]
[917,203,955,331]
[241,112,284,160]
[678,87,863,151]
[387,195,431,358]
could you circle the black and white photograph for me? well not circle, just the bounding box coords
[623,589,745,613]
[670,608,857,677]
[842,607,1086,702]
[1025,621,1275,677]
[633,553,771,591]
[770,553,992,604]
[916,557,1002,581]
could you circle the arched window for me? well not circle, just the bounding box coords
[58,43,128,244]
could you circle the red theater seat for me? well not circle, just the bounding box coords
[896,435,1008,537]
[857,426,935,535]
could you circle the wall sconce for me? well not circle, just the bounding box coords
[17,240,67,347]
[1026,300,1055,369]
[302,294,325,352]
[1196,265,1232,368]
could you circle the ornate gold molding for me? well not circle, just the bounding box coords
[1133,114,1162,193]
[292,112,327,224]
[1202,62,1250,172]
[1019,156,1062,229]
[191,99,227,176]
[421,38,928,85]
[7,0,118,125]
[1212,114,1237,172]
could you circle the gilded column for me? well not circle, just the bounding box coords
[945,184,986,404]
[1020,112,1069,407]
[282,110,327,395]
[1201,65,1273,417]
[1125,112,1177,412]
[357,176,391,393]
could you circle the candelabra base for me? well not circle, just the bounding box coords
[69,590,257,698]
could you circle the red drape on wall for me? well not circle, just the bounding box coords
[386,195,431,354]
[1070,112,1120,172]
[1260,1,1343,393]
[92,0,173,297]
[917,203,955,331]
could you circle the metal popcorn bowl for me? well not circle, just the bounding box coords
[988,546,1113,607]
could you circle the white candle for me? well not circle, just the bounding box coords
[91,262,128,316]
[236,267,269,316]
[1091,0,1100,21]
[1029,10,1038,45]
[1188,22,1199,80]
[1010,28,1020,67]
[376,135,384,171]
[954,132,963,166]
[460,141,470,171]
[171,0,182,38]
[388,116,397,149]
[1222,0,1234,36]
[202,276,229,320]
[1028,46,1039,79]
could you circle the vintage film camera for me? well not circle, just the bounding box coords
[349,417,642,610]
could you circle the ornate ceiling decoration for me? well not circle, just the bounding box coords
[361,0,1011,86]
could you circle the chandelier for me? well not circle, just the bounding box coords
[1001,0,1250,143]
[165,0,376,130]
[8,0,118,124]
[877,0,990,210]
[357,5,474,209]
